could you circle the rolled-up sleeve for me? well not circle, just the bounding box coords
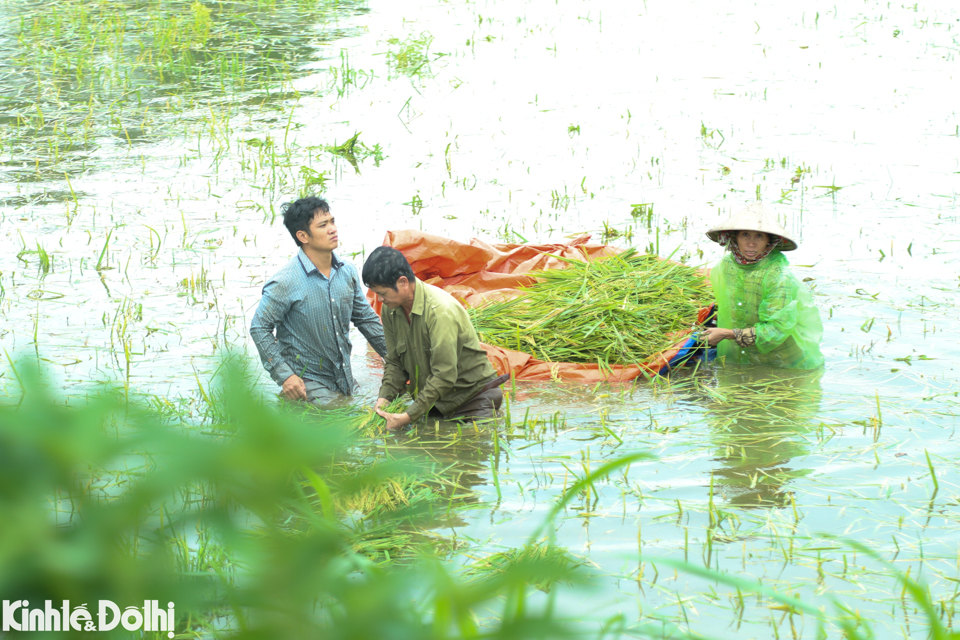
[250,282,297,386]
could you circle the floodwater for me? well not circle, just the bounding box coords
[2,0,960,635]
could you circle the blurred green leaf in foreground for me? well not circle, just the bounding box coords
[0,358,587,639]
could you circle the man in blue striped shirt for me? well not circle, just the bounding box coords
[250,197,387,404]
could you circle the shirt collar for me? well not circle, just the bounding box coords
[410,278,425,316]
[296,249,343,276]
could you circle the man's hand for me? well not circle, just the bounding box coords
[375,397,389,411]
[702,327,735,347]
[375,406,412,431]
[281,374,308,401]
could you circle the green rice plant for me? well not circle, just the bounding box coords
[190,0,213,45]
[3,0,363,181]
[328,48,375,97]
[95,229,113,271]
[299,457,450,562]
[385,31,435,77]
[925,449,940,497]
[469,249,710,368]
[635,535,960,640]
[325,466,436,515]
[320,131,386,172]
[298,166,328,196]
[630,202,655,229]
[404,193,424,215]
[600,221,633,242]
[15,242,53,274]
[177,266,213,304]
[550,187,571,210]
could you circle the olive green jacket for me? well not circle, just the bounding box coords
[378,280,496,421]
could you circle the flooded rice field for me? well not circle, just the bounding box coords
[2,0,960,636]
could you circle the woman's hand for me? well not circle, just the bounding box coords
[701,327,735,347]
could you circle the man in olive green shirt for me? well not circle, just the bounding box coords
[362,246,505,430]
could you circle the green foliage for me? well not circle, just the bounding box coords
[386,32,435,77]
[3,0,366,181]
[629,203,654,229]
[3,359,954,638]
[0,359,592,638]
[190,1,213,46]
[298,166,328,196]
[320,131,387,173]
[15,242,53,274]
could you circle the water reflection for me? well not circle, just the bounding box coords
[0,0,370,181]
[373,416,497,529]
[699,366,823,509]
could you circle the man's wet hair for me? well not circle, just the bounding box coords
[362,246,416,291]
[281,196,330,247]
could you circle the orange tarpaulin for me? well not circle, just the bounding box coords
[368,230,710,382]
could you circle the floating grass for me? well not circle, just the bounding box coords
[469,249,710,367]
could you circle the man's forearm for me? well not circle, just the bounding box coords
[353,305,388,358]
[359,324,388,359]
[251,284,302,387]
[404,394,433,423]
[351,278,388,358]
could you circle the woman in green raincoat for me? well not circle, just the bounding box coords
[702,203,824,369]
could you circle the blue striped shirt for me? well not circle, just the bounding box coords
[250,250,387,396]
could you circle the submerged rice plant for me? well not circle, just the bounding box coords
[385,31,435,77]
[463,541,589,593]
[0,0,371,179]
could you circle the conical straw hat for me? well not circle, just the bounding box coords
[705,203,798,251]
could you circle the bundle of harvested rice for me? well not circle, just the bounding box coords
[355,397,410,437]
[468,249,709,368]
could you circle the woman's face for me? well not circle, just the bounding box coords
[736,230,770,260]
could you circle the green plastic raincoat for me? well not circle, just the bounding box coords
[710,251,824,369]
